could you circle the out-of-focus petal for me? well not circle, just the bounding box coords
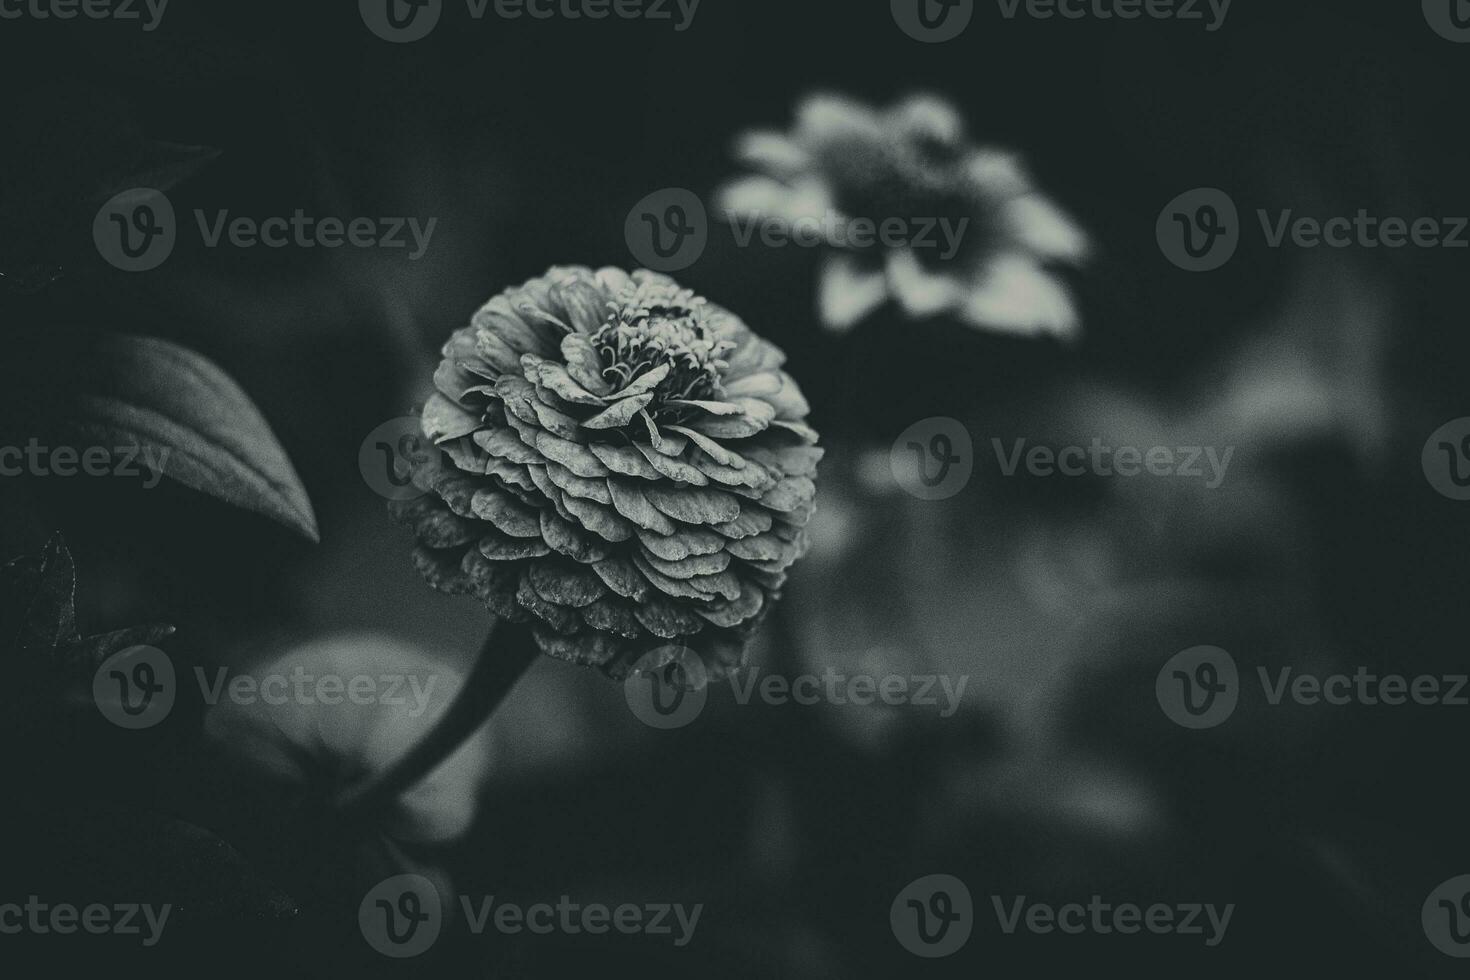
[885,249,967,319]
[965,148,1029,198]
[794,92,884,146]
[1006,193,1091,263]
[734,131,813,180]
[890,93,967,148]
[819,253,889,331]
[960,253,1081,341]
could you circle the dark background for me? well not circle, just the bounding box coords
[2,0,1468,975]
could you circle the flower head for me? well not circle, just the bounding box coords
[393,266,821,680]
[717,92,1090,339]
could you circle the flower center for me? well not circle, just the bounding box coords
[593,279,734,405]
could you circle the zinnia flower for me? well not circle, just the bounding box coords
[392,266,821,681]
[717,93,1089,339]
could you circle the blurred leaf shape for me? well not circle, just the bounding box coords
[204,633,492,847]
[8,334,320,542]
[0,82,219,292]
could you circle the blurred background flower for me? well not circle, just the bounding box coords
[716,92,1089,338]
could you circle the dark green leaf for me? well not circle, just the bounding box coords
[19,334,319,542]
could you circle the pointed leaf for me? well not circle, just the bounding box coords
[17,335,319,542]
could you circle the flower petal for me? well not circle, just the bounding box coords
[422,394,481,443]
[471,489,542,538]
[560,494,636,543]
[733,130,813,180]
[476,428,542,466]
[551,277,612,335]
[962,254,1082,341]
[636,526,726,561]
[543,462,613,504]
[580,598,644,639]
[536,361,606,407]
[885,249,967,319]
[633,596,707,639]
[819,253,889,332]
[582,392,655,430]
[694,582,766,628]
[589,441,663,479]
[666,424,746,468]
[478,530,551,561]
[712,504,774,540]
[592,556,650,602]
[539,509,610,564]
[635,442,710,485]
[516,573,581,633]
[795,92,884,145]
[613,363,671,399]
[645,485,742,526]
[533,430,610,478]
[1006,193,1090,263]
[529,558,607,608]
[560,334,614,396]
[608,479,678,534]
[638,546,732,580]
